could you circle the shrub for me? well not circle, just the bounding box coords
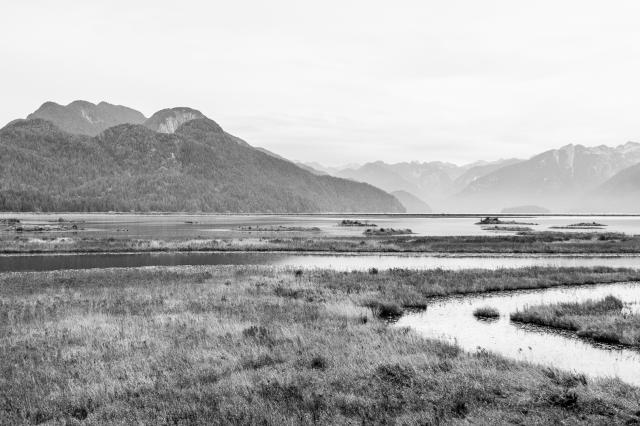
[310,355,328,370]
[365,301,404,319]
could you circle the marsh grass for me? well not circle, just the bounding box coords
[511,295,640,347]
[473,306,500,319]
[1,266,640,424]
[3,231,640,254]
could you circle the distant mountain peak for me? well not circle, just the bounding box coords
[27,100,146,136]
[143,107,207,134]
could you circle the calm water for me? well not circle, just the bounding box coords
[397,282,640,385]
[0,252,639,272]
[1,213,640,238]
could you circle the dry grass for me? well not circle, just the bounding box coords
[1,266,640,424]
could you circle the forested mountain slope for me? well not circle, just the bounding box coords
[0,117,403,213]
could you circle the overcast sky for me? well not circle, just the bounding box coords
[3,1,640,166]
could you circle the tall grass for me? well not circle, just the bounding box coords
[511,296,640,346]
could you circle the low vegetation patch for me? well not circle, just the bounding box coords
[551,222,607,230]
[511,295,640,346]
[238,225,321,232]
[476,217,537,225]
[339,219,377,227]
[481,225,533,232]
[364,227,413,236]
[473,306,500,319]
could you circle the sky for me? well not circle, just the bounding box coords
[3,1,640,166]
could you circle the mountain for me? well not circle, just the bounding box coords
[296,162,327,175]
[335,161,494,209]
[587,163,640,212]
[453,158,522,192]
[143,107,207,133]
[390,190,431,213]
[27,100,146,136]
[303,162,359,175]
[0,115,404,213]
[455,143,640,212]
[337,162,421,196]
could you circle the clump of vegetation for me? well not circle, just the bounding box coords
[473,306,500,319]
[0,218,20,225]
[476,217,537,225]
[365,300,404,319]
[511,295,640,346]
[364,227,412,236]
[481,225,533,232]
[238,225,321,232]
[551,222,607,229]
[339,219,377,227]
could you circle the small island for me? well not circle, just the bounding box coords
[0,218,20,225]
[10,223,80,232]
[550,222,607,229]
[339,219,378,227]
[476,217,537,226]
[238,225,321,232]
[481,225,533,232]
[364,227,412,236]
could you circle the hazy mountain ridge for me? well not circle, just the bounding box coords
[586,162,640,212]
[457,142,640,211]
[390,190,431,213]
[27,100,146,136]
[453,158,523,191]
[0,109,404,213]
[334,159,521,210]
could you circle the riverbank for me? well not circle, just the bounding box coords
[2,266,640,424]
[511,296,640,347]
[2,231,640,255]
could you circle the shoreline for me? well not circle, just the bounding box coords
[2,248,640,257]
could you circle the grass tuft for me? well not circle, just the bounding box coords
[511,295,640,346]
[473,306,500,319]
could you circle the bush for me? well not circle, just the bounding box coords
[310,355,328,370]
[365,301,404,320]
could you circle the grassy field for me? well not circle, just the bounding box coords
[2,266,640,424]
[2,231,640,254]
[511,296,640,347]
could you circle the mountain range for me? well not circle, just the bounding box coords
[5,99,640,213]
[0,101,404,213]
[310,143,640,213]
